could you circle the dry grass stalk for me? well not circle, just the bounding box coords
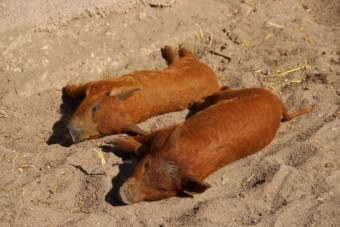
[154,120,161,130]
[265,21,285,28]
[0,110,8,118]
[199,27,204,40]
[290,79,303,84]
[95,149,106,165]
[199,43,231,61]
[265,33,274,39]
[258,60,310,78]
[242,40,252,49]
[246,174,255,182]
[208,48,231,61]
[221,173,229,185]
[17,163,37,172]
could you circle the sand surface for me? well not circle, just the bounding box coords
[0,0,339,226]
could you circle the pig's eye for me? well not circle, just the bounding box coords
[91,104,100,116]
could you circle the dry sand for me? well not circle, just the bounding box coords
[0,0,339,226]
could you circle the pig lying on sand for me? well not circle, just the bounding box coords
[110,87,313,204]
[64,46,219,142]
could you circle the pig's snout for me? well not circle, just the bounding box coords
[118,183,136,205]
[68,127,81,143]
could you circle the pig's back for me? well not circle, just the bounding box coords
[176,89,283,179]
[124,61,219,120]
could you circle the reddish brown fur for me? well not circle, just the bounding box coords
[112,88,313,204]
[64,46,219,142]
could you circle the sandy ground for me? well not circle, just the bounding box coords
[0,0,339,226]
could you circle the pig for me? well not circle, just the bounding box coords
[64,46,219,142]
[110,87,313,204]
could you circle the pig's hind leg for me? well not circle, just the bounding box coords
[161,46,179,65]
[179,47,194,58]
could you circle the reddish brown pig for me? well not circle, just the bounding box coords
[64,46,219,142]
[110,88,313,204]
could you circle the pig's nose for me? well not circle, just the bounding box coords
[118,183,134,205]
[68,127,81,143]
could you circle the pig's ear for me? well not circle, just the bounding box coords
[109,87,141,101]
[165,126,181,149]
[182,176,211,193]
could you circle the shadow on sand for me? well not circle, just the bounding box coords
[101,144,139,206]
[46,90,82,147]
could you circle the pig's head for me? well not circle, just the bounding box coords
[118,156,210,204]
[67,85,140,143]
[118,125,210,204]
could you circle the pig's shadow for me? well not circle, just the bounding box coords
[101,145,139,206]
[47,90,82,147]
